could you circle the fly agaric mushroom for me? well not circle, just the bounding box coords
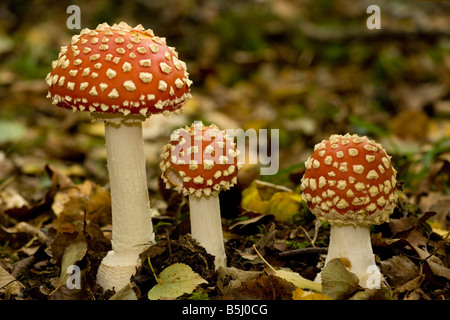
[300,133,398,288]
[160,122,240,269]
[45,22,192,291]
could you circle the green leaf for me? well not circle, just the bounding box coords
[321,258,359,299]
[148,263,207,300]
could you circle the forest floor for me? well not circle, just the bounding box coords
[0,0,449,300]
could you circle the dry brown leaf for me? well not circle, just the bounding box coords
[49,179,111,233]
[220,273,296,300]
[0,266,24,299]
[217,266,261,294]
[379,255,420,287]
[393,274,425,297]
[419,192,450,230]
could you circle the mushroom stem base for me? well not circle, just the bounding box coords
[317,224,384,288]
[189,194,226,269]
[96,250,140,292]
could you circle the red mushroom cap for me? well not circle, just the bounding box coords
[160,122,240,197]
[45,22,192,120]
[301,133,398,226]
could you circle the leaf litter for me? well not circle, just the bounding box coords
[0,0,449,301]
[3,165,446,300]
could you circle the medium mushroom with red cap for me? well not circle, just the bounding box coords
[45,22,192,291]
[300,133,398,288]
[160,121,240,269]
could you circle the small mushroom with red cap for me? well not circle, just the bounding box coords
[45,22,192,291]
[300,133,398,288]
[160,122,240,269]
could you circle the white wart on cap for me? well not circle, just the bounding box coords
[45,22,192,119]
[301,133,398,226]
[160,122,241,197]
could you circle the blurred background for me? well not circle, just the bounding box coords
[0,0,449,223]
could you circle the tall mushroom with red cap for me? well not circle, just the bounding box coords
[300,133,398,288]
[160,122,240,269]
[45,22,192,291]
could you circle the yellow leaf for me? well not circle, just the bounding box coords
[275,270,322,293]
[292,288,332,300]
[241,180,302,223]
[427,220,450,242]
[253,244,322,293]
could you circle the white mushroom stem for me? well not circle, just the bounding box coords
[319,224,383,288]
[97,120,154,291]
[189,194,226,269]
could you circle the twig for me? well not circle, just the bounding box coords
[11,256,35,279]
[0,176,15,191]
[298,219,321,247]
[423,231,450,262]
[278,247,328,259]
[252,244,277,274]
[14,222,48,244]
[0,279,20,291]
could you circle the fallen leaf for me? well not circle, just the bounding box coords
[393,274,425,297]
[241,180,302,223]
[292,288,332,300]
[229,213,274,233]
[379,255,420,287]
[0,187,29,211]
[424,257,450,281]
[254,223,276,253]
[349,288,393,300]
[275,269,322,292]
[138,234,215,284]
[219,273,296,300]
[148,263,207,300]
[47,224,110,299]
[45,164,75,190]
[389,211,436,248]
[216,266,261,294]
[401,239,450,282]
[321,258,359,300]
[50,179,111,233]
[252,243,322,292]
[9,221,48,244]
[51,241,88,294]
[0,266,24,299]
[49,231,86,266]
[109,283,140,300]
[427,220,450,241]
[0,224,33,250]
[420,192,450,231]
